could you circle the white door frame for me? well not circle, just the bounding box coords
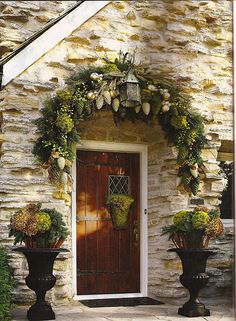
[72,140,148,300]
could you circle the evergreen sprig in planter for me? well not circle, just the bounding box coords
[162,206,223,317]
[9,203,69,321]
[106,194,134,229]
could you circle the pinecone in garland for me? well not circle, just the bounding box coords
[181,172,192,186]
[177,146,188,165]
[48,160,62,183]
[84,103,92,116]
[170,104,178,117]
[170,116,179,128]
[190,177,199,195]
[76,100,84,116]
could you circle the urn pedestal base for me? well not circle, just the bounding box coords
[169,248,215,318]
[27,302,55,321]
[178,302,210,317]
[13,247,68,321]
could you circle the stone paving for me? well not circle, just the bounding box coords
[12,299,235,321]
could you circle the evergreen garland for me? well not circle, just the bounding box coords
[33,52,208,195]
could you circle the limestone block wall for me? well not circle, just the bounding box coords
[0,0,233,304]
[0,1,76,58]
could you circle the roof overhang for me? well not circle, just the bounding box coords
[0,0,111,89]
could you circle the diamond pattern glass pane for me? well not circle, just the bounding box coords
[108,175,130,195]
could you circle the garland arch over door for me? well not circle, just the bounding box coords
[72,141,148,299]
[33,52,207,196]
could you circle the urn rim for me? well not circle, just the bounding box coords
[12,246,69,254]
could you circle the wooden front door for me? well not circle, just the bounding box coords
[76,150,140,295]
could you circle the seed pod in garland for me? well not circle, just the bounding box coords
[90,73,100,81]
[57,156,66,170]
[190,164,199,178]
[163,92,170,100]
[162,102,170,112]
[87,92,94,100]
[91,93,96,100]
[112,98,120,112]
[142,102,150,115]
[110,89,117,98]
[135,105,141,113]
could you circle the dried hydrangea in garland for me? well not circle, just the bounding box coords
[33,52,207,195]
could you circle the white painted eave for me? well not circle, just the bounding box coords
[1,0,111,87]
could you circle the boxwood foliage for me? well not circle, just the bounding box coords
[0,248,14,321]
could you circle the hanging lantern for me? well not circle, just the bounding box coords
[119,68,141,107]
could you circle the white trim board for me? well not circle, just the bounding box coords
[72,140,148,300]
[2,1,111,87]
[74,293,144,301]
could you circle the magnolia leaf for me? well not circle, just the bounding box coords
[96,95,104,110]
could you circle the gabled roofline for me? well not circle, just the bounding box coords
[0,1,84,66]
[0,0,111,89]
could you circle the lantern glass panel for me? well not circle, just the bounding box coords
[120,81,141,108]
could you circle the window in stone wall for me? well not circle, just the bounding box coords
[217,140,234,220]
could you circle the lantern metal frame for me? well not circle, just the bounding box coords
[119,68,142,108]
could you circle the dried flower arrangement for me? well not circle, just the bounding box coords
[162,206,224,249]
[9,203,69,248]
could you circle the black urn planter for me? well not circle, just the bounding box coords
[13,247,68,321]
[168,248,215,317]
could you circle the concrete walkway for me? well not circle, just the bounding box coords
[12,299,234,321]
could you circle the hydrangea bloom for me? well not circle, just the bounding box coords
[173,210,189,225]
[36,212,51,232]
[192,211,210,230]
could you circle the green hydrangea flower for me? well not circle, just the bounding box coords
[57,88,73,103]
[192,211,210,230]
[36,212,52,233]
[102,63,121,73]
[173,210,189,225]
[56,113,74,133]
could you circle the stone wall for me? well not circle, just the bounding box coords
[0,0,76,58]
[0,0,233,305]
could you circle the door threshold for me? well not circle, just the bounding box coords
[74,293,143,300]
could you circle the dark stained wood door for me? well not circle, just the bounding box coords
[76,150,140,294]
